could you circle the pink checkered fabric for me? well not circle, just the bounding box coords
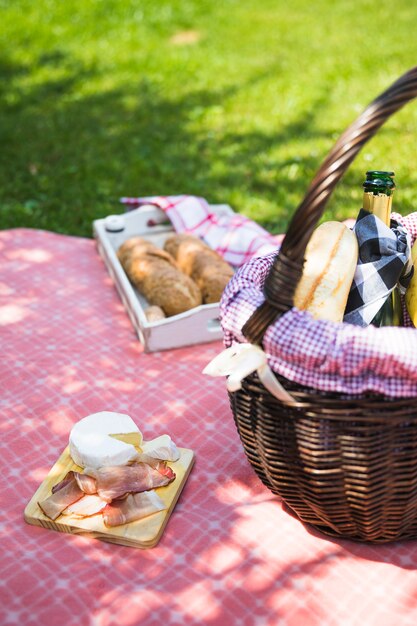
[120,195,283,266]
[220,212,417,398]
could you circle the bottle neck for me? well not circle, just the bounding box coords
[363,191,393,226]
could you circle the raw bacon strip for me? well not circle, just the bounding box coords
[62,494,107,517]
[84,462,176,502]
[103,491,166,527]
[74,472,97,495]
[39,477,84,521]
[51,471,75,494]
[51,471,97,495]
[154,463,176,480]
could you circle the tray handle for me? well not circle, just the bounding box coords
[242,66,417,345]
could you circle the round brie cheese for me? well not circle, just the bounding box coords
[69,411,143,469]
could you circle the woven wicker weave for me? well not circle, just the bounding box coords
[230,66,417,543]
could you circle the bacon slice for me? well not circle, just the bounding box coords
[74,472,97,495]
[63,494,107,517]
[51,471,76,494]
[84,462,176,502]
[51,471,97,495]
[103,491,166,527]
[39,477,84,520]
[153,462,176,480]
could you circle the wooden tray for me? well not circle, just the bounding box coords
[93,204,235,352]
[24,446,194,549]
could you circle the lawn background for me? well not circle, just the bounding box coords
[1,0,417,237]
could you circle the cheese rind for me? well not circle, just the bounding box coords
[69,411,143,469]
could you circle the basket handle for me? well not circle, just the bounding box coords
[242,66,417,345]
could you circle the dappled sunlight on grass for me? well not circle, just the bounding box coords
[2,1,417,237]
[170,30,203,46]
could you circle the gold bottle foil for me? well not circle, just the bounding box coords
[363,189,402,326]
[363,191,392,226]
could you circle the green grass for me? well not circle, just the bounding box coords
[1,0,417,237]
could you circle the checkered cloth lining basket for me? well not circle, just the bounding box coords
[225,66,417,543]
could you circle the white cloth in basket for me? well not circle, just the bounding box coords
[220,212,417,398]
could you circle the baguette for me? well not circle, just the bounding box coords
[164,234,234,304]
[117,237,202,317]
[293,221,358,322]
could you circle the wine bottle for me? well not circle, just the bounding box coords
[362,170,403,326]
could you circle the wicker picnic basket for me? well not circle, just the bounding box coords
[228,66,417,543]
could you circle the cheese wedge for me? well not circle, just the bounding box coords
[141,434,180,462]
[69,411,143,469]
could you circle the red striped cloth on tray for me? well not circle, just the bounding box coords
[120,195,283,267]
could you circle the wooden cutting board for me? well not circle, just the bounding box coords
[24,446,194,549]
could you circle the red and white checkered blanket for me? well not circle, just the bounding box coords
[5,228,417,626]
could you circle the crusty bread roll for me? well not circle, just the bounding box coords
[163,234,234,304]
[117,237,202,317]
[117,237,159,270]
[145,305,166,323]
[293,221,358,322]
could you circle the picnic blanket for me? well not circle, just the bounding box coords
[3,228,417,626]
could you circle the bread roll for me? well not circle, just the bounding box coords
[293,221,358,322]
[117,237,202,317]
[164,234,234,304]
[117,237,157,269]
[145,305,166,323]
